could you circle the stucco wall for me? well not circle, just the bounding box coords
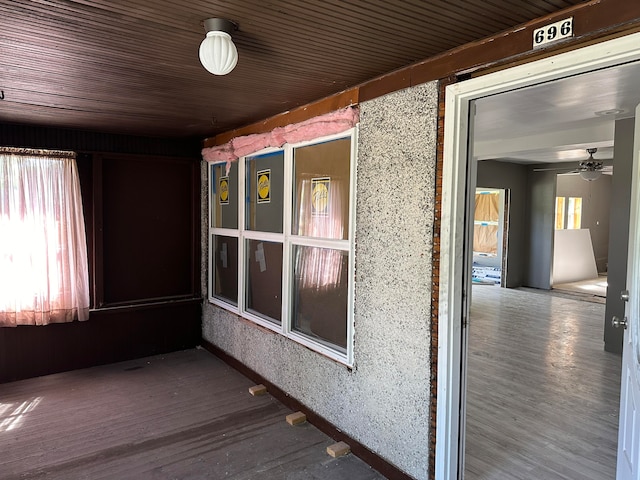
[201,81,438,479]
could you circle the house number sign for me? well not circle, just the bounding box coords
[533,17,573,48]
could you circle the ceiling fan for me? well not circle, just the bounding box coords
[533,148,606,181]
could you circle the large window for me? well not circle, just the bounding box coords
[209,131,356,364]
[0,148,90,327]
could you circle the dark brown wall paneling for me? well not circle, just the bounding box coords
[0,301,201,384]
[100,154,197,305]
[0,123,200,157]
[0,126,202,383]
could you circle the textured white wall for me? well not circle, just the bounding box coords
[201,81,438,479]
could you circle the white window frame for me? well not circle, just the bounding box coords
[208,128,358,366]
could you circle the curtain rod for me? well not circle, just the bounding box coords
[0,146,76,158]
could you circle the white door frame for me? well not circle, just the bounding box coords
[436,31,640,479]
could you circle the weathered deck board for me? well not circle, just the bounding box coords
[0,348,385,480]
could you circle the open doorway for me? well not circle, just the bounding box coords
[466,82,625,476]
[472,188,508,287]
[551,171,611,301]
[435,32,640,480]
[464,62,639,478]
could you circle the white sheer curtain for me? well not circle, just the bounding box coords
[295,177,345,289]
[0,148,90,327]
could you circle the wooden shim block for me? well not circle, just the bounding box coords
[248,384,267,396]
[327,441,351,458]
[286,411,307,426]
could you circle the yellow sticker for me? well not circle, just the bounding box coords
[257,169,270,204]
[311,177,330,216]
[219,176,229,205]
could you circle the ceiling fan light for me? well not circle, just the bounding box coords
[199,18,238,76]
[579,169,602,181]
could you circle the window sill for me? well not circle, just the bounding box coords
[91,296,202,314]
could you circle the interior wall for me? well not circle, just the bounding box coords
[525,170,557,289]
[556,173,612,273]
[201,82,438,480]
[604,117,635,353]
[0,124,202,383]
[476,160,528,287]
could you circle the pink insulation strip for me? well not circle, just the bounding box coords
[201,106,359,173]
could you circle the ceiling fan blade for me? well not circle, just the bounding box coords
[532,167,578,172]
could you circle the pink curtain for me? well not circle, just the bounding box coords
[0,149,90,326]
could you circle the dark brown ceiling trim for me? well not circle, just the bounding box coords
[204,0,640,148]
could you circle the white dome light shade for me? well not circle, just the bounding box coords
[580,170,602,181]
[199,30,238,75]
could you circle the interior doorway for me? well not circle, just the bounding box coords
[472,188,509,287]
[551,171,612,301]
[435,32,640,480]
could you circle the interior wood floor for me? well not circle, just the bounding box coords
[465,285,622,480]
[552,275,608,303]
[0,348,385,480]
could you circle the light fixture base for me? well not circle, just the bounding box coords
[203,18,237,35]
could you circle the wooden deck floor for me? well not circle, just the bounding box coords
[0,348,385,480]
[465,286,622,480]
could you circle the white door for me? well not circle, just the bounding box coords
[617,104,640,480]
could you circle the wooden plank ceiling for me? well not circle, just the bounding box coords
[0,0,586,139]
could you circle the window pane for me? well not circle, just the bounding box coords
[292,245,348,350]
[292,138,351,240]
[567,197,582,229]
[213,235,238,304]
[211,162,238,229]
[245,151,284,233]
[245,239,283,323]
[555,196,566,230]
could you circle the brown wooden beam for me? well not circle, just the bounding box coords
[205,88,359,147]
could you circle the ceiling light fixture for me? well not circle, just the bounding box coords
[199,18,238,75]
[594,108,624,117]
[579,148,603,181]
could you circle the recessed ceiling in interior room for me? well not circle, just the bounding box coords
[0,0,586,138]
[473,60,640,164]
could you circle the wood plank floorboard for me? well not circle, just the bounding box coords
[464,286,621,480]
[0,348,385,480]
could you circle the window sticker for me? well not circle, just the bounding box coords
[257,169,271,204]
[219,176,230,205]
[311,177,330,217]
[220,242,228,268]
[255,242,267,272]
